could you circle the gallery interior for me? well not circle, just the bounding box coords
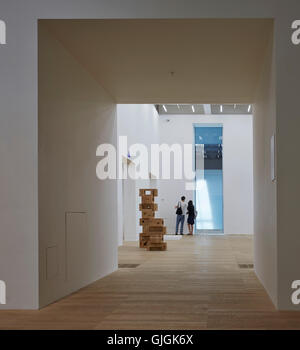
[1,14,300,329]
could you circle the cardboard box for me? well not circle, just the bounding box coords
[142,209,155,218]
[139,239,148,248]
[139,218,164,226]
[146,242,167,251]
[139,189,158,197]
[150,236,163,243]
[139,233,149,248]
[139,233,150,238]
[138,188,167,251]
[141,194,154,203]
[139,203,158,211]
[143,226,166,234]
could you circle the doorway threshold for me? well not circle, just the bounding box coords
[196,230,224,235]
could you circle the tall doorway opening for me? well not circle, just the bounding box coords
[37,18,272,311]
[194,125,224,234]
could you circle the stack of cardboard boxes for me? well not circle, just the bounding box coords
[139,189,167,251]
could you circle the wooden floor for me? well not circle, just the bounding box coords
[1,235,300,330]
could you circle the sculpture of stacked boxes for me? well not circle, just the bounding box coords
[139,189,167,251]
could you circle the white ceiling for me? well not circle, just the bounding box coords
[41,19,273,104]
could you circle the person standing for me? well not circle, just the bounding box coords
[187,200,197,235]
[175,196,187,235]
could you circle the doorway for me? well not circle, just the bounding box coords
[37,18,272,310]
[194,125,224,234]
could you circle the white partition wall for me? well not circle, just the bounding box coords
[117,105,160,244]
[38,24,118,307]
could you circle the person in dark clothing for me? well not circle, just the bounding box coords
[175,196,187,235]
[186,200,197,235]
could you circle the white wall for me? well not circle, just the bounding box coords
[121,163,137,242]
[253,35,277,307]
[117,104,160,152]
[117,105,160,244]
[38,24,118,307]
[158,114,253,235]
[276,16,300,311]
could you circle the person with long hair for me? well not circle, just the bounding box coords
[186,200,197,235]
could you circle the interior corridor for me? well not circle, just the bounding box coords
[1,235,300,329]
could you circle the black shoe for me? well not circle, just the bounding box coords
[180,233,183,235]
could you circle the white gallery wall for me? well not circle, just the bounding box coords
[158,114,254,235]
[117,105,160,244]
[253,36,277,307]
[38,24,118,307]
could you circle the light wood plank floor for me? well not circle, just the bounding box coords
[1,235,300,330]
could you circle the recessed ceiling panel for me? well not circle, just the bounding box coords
[158,104,252,115]
[41,19,273,103]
